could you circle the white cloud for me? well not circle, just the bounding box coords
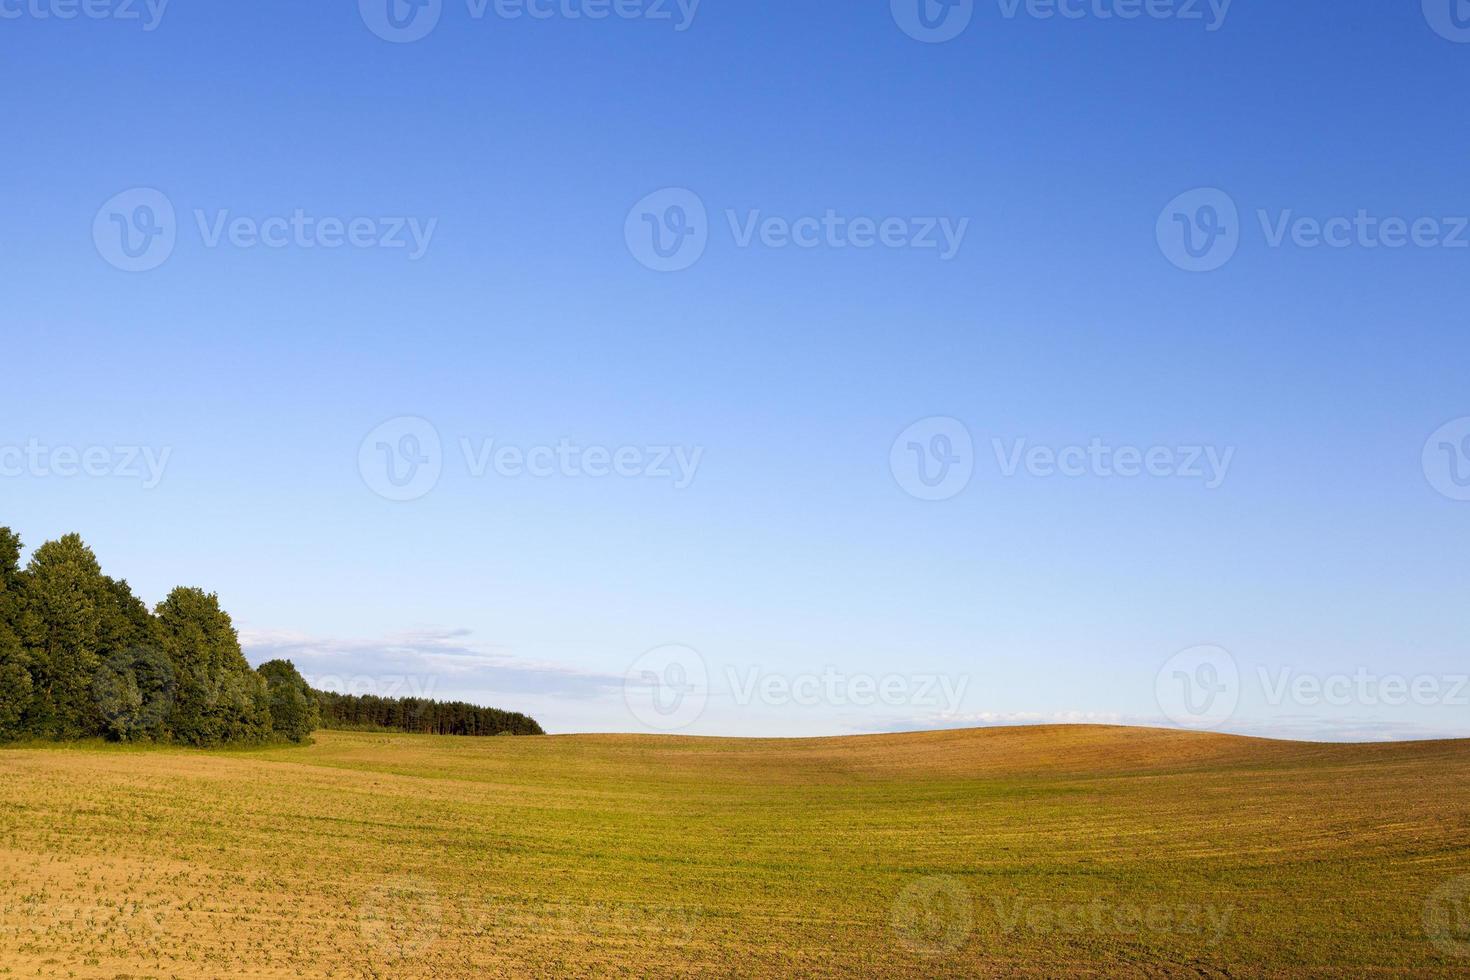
[239,627,622,699]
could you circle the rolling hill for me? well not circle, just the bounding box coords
[3,725,1468,976]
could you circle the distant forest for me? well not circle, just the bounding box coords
[316,691,542,736]
[0,527,542,745]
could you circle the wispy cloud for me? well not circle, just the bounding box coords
[239,627,622,699]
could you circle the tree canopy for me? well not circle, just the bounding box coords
[0,527,543,745]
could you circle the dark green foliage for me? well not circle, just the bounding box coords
[258,659,319,743]
[315,690,544,736]
[0,524,542,746]
[0,529,31,739]
[93,645,176,741]
[156,587,271,746]
[19,534,108,738]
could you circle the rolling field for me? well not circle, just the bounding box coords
[3,726,1470,977]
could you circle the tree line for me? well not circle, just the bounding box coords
[0,527,542,744]
[316,691,543,736]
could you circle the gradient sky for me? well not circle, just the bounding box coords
[4,1,1469,739]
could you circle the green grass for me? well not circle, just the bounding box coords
[3,725,1469,976]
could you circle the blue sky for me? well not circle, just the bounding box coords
[4,1,1469,739]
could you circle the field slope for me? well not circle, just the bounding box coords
[3,725,1470,977]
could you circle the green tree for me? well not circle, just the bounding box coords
[20,534,109,738]
[0,527,31,740]
[257,659,319,743]
[93,644,175,742]
[156,587,271,745]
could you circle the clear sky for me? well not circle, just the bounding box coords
[4,1,1469,739]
